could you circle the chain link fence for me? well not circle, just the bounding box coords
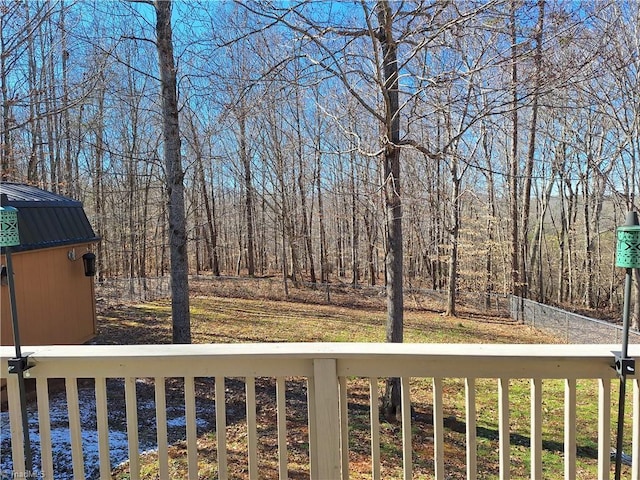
[510,296,640,344]
[95,277,171,303]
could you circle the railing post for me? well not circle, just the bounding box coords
[598,377,611,479]
[311,358,341,479]
[498,377,510,480]
[6,373,26,475]
[564,379,577,480]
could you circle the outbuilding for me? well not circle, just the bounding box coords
[1,183,100,346]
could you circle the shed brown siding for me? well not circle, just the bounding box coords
[1,243,97,346]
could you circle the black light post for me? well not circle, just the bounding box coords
[613,211,640,479]
[1,205,33,473]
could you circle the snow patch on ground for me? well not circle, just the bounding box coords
[1,379,215,479]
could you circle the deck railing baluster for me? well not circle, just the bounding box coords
[0,343,634,479]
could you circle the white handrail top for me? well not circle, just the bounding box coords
[1,342,636,361]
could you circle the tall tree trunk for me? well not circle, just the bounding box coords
[350,149,359,287]
[259,170,267,275]
[509,0,520,299]
[125,68,139,287]
[432,155,444,290]
[376,0,404,417]
[287,153,302,285]
[45,16,59,191]
[520,0,544,299]
[25,2,40,182]
[209,182,221,276]
[128,151,137,285]
[582,174,594,308]
[281,199,289,298]
[481,117,497,307]
[562,177,577,303]
[140,163,153,279]
[93,71,106,279]
[60,2,74,196]
[445,158,460,317]
[364,208,377,286]
[155,0,190,344]
[557,189,566,303]
[0,8,13,180]
[295,91,316,284]
[528,170,556,302]
[189,111,220,276]
[315,145,328,284]
[336,158,346,278]
[239,113,256,276]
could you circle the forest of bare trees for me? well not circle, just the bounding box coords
[2,0,639,325]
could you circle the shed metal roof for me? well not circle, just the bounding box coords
[0,183,100,252]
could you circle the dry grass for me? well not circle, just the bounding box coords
[98,277,544,346]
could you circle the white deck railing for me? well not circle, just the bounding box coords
[1,343,639,479]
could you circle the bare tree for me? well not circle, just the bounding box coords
[185,105,220,276]
[520,0,545,299]
[1,1,56,181]
[7,0,640,338]
[508,0,521,301]
[154,0,190,343]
